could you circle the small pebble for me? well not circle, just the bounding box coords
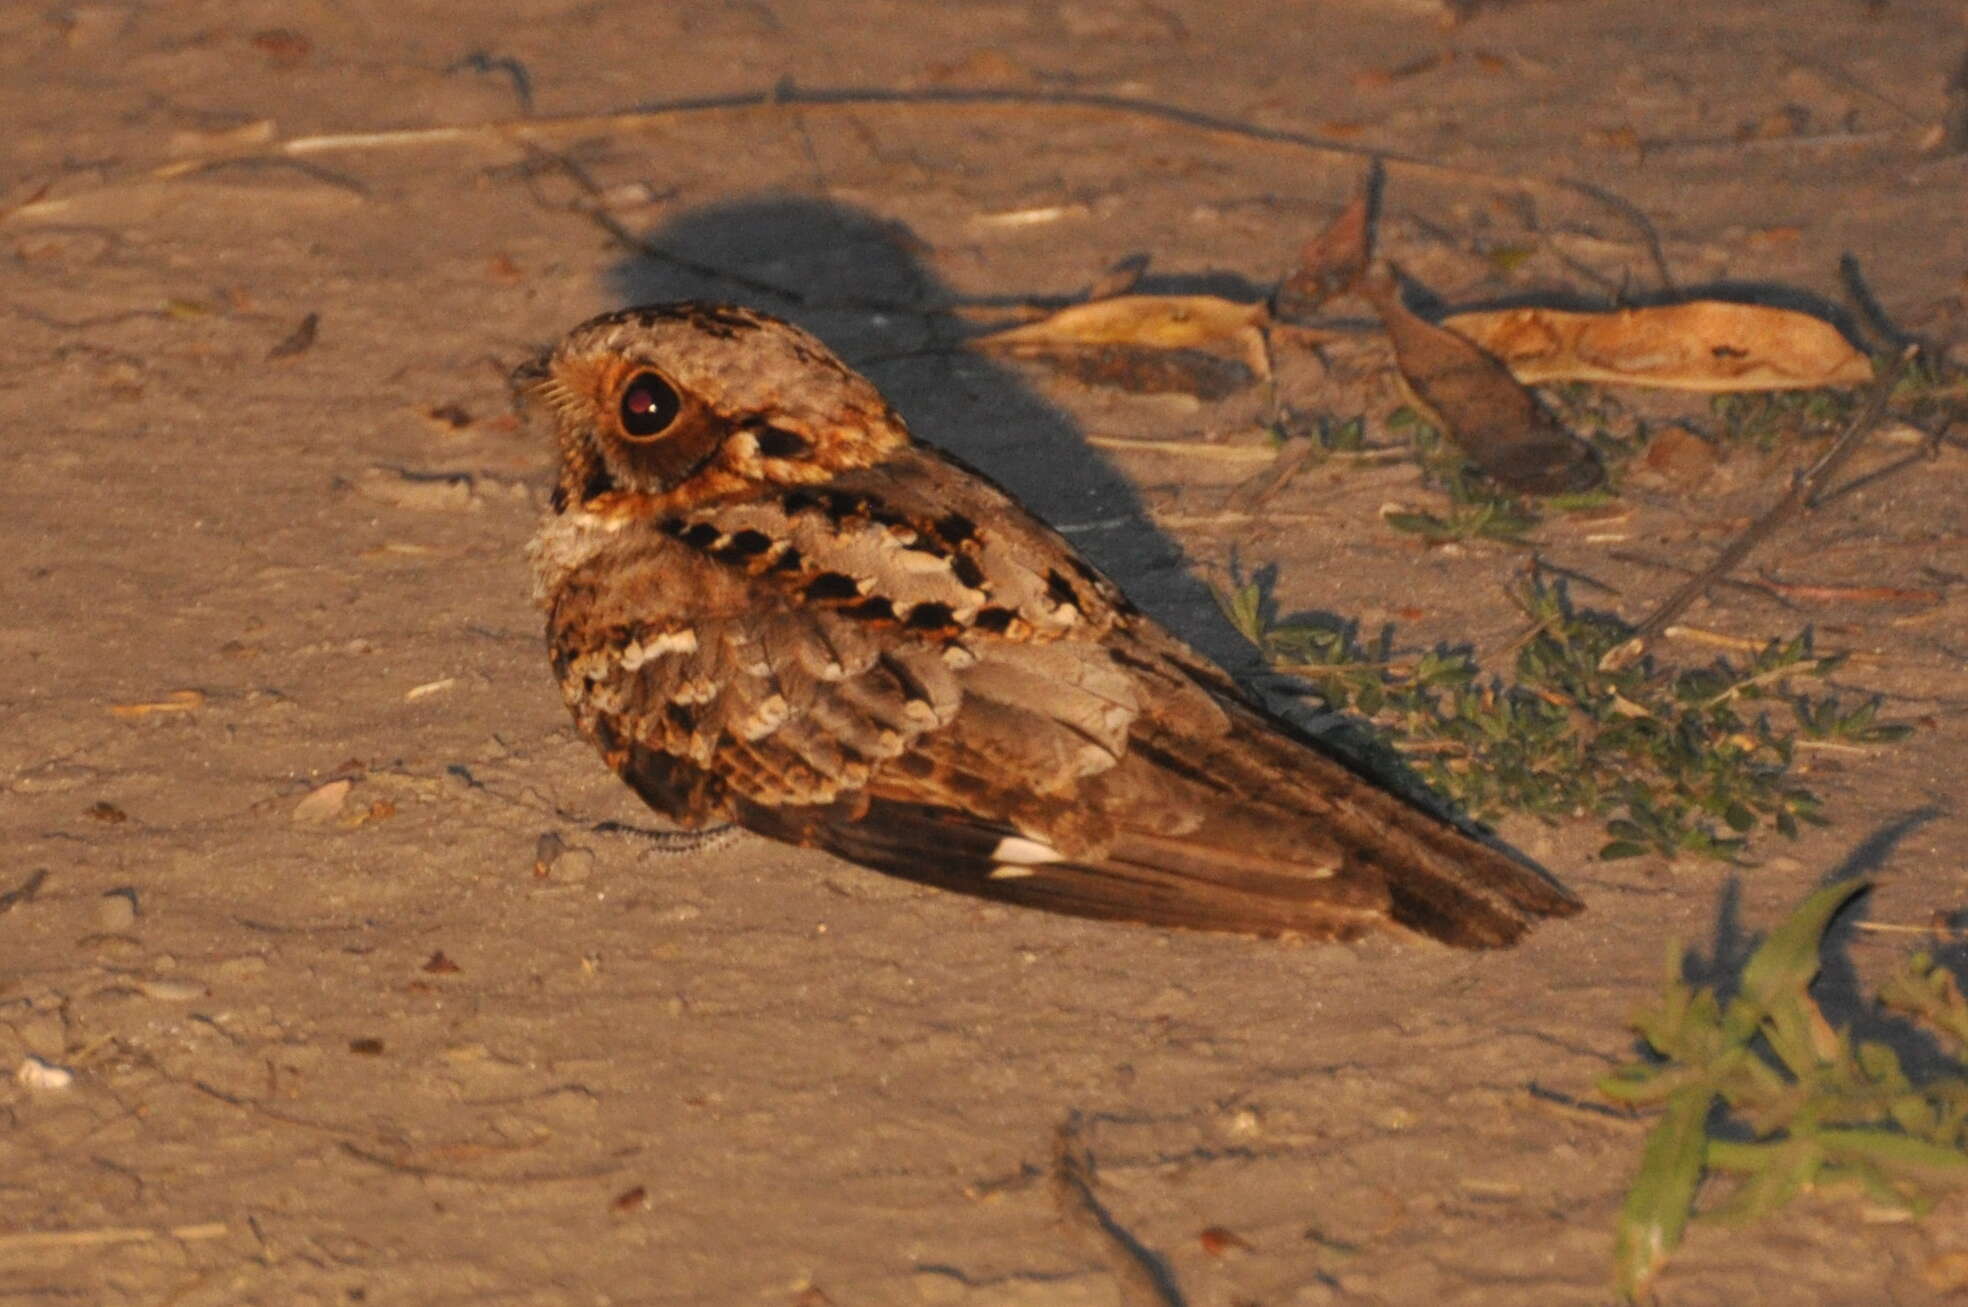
[292,779,351,823]
[216,955,268,981]
[97,889,138,932]
[16,1056,75,1092]
[553,846,598,884]
[352,465,482,512]
[139,978,208,1002]
[1223,1105,1264,1138]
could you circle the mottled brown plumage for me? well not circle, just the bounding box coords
[520,302,1582,947]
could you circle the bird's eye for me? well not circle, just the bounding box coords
[618,372,681,438]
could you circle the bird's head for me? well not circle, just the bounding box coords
[513,302,911,513]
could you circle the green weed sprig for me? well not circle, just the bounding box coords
[1601,880,1968,1299]
[1218,575,1902,861]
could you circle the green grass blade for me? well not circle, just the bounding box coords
[1613,1084,1713,1301]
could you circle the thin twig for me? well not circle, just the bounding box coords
[0,867,48,914]
[519,144,810,306]
[1622,346,1917,647]
[1606,550,1796,607]
[11,84,1665,253]
[1556,177,1675,291]
[1663,624,1885,664]
[151,153,371,198]
[1854,920,1968,937]
[337,1141,626,1185]
[0,1223,228,1251]
[1782,50,1926,126]
[1052,1116,1186,1307]
[1528,553,1622,597]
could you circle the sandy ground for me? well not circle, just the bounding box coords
[5,1,1968,1303]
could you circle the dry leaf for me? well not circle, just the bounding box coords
[1360,266,1602,495]
[1199,1225,1253,1256]
[1440,302,1874,392]
[980,294,1267,353]
[975,294,1270,397]
[292,778,352,824]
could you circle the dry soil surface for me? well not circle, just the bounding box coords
[6,2,1968,1304]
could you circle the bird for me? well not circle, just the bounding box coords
[516,302,1582,947]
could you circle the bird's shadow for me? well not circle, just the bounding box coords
[604,192,1260,671]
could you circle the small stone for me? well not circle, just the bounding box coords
[352,465,482,512]
[97,889,138,932]
[16,1056,75,1092]
[216,955,268,982]
[1223,1105,1264,1138]
[553,846,598,884]
[139,979,208,1002]
[292,779,352,824]
[912,1270,968,1305]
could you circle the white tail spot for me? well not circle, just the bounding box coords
[990,836,1065,865]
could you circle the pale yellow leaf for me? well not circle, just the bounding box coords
[1441,302,1874,392]
[977,294,1268,353]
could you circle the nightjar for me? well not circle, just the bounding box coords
[519,302,1582,947]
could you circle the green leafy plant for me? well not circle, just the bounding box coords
[1217,574,1906,862]
[1793,693,1914,745]
[1381,495,1542,545]
[1600,879,1968,1300]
